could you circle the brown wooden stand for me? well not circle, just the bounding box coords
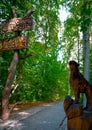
[64,96,92,130]
[68,112,92,130]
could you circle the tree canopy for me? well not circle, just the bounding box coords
[0,0,92,104]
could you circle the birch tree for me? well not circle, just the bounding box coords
[81,0,91,107]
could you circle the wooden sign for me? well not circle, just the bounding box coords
[0,36,28,51]
[2,17,33,34]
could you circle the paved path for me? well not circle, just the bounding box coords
[0,101,67,130]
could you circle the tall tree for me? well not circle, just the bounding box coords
[61,0,91,98]
[81,0,91,106]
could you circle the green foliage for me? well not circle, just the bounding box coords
[80,0,92,32]
[0,0,69,103]
[1,0,91,104]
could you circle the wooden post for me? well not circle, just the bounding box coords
[1,7,34,121]
[2,51,19,121]
[2,7,20,121]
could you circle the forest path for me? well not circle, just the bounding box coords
[0,101,67,130]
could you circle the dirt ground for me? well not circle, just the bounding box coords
[0,101,53,116]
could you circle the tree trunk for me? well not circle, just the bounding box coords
[83,27,90,107]
[83,0,90,107]
[83,27,90,80]
[2,51,19,121]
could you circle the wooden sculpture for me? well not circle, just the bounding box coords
[69,60,92,111]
